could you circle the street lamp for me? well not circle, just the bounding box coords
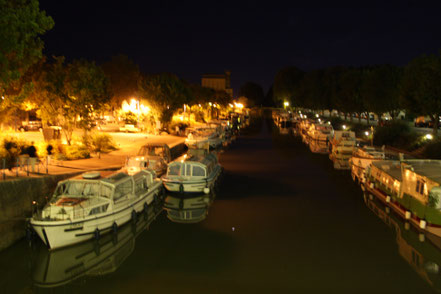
[283,101,289,109]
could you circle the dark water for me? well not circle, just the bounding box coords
[1,115,440,293]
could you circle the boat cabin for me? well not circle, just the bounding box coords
[166,153,218,180]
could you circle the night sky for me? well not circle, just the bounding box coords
[39,1,441,94]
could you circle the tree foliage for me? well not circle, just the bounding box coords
[273,66,304,106]
[401,53,441,133]
[101,54,140,111]
[138,73,191,125]
[0,0,53,93]
[239,82,264,107]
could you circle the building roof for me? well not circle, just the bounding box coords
[202,74,226,79]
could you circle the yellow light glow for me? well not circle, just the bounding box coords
[209,102,212,106]
[284,101,289,107]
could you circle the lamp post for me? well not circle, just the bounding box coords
[284,101,289,110]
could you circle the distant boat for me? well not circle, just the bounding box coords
[350,146,386,183]
[30,170,163,250]
[329,130,356,170]
[123,143,172,176]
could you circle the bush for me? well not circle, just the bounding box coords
[89,133,118,155]
[54,144,91,160]
[373,121,418,150]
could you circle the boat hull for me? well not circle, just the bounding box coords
[30,182,162,250]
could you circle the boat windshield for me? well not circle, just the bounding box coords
[55,181,112,198]
[168,164,182,176]
[137,146,164,157]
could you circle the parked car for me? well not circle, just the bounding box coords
[20,120,42,132]
[119,124,140,133]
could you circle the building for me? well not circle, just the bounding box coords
[201,70,233,97]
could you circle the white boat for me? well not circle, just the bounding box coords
[350,146,385,183]
[185,126,222,149]
[163,193,213,223]
[30,170,163,250]
[162,149,222,194]
[123,143,172,176]
[329,131,356,169]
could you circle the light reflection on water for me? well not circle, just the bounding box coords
[30,204,160,289]
[364,193,441,291]
[163,192,215,224]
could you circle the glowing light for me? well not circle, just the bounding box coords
[213,103,217,107]
[199,104,202,108]
[342,125,347,130]
[318,118,321,122]
[426,134,433,140]
[315,114,319,118]
[209,102,212,106]
[179,115,184,121]
[327,121,331,125]
[284,101,289,107]
[229,103,234,108]
[365,131,369,136]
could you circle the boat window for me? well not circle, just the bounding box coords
[416,180,425,195]
[114,180,133,202]
[100,185,113,198]
[186,164,191,176]
[168,164,181,176]
[135,178,146,194]
[193,166,206,177]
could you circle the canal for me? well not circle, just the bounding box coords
[0,114,439,293]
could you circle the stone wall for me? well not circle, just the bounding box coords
[0,173,79,251]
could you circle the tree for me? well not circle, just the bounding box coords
[337,68,364,122]
[401,53,441,134]
[64,59,111,132]
[361,65,402,125]
[0,0,53,93]
[263,85,275,107]
[273,67,304,107]
[101,54,140,112]
[138,73,191,126]
[239,82,264,107]
[30,57,110,144]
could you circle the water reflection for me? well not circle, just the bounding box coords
[163,193,215,223]
[30,205,160,289]
[364,193,441,291]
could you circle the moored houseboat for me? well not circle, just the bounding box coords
[365,159,441,239]
[162,149,222,194]
[329,130,356,169]
[350,145,385,183]
[306,123,334,153]
[123,143,172,176]
[30,170,163,250]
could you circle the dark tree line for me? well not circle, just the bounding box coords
[273,53,441,134]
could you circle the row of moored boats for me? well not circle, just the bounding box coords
[274,110,441,243]
[29,114,249,250]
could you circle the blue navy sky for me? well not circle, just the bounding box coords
[39,1,441,94]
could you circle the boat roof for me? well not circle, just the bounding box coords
[71,170,116,180]
[371,160,402,180]
[403,160,441,184]
[372,160,441,184]
[170,152,217,167]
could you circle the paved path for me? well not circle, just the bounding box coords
[0,134,185,179]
